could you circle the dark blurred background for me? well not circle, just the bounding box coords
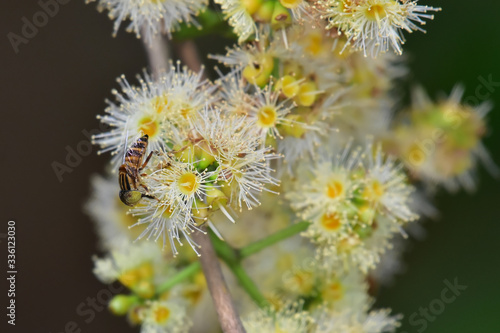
[0,0,499,332]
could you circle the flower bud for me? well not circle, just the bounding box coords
[277,75,300,98]
[295,81,319,106]
[242,0,263,15]
[192,199,210,225]
[255,0,275,22]
[109,295,138,316]
[206,185,229,210]
[271,2,292,29]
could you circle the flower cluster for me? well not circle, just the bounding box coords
[287,142,417,271]
[385,85,498,191]
[83,1,497,333]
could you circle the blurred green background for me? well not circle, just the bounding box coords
[375,1,500,332]
[1,0,499,332]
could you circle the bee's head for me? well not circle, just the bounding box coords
[119,190,143,207]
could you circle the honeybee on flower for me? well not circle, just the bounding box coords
[92,66,216,168]
[82,0,497,331]
[108,105,280,254]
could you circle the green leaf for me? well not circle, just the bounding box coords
[173,9,237,41]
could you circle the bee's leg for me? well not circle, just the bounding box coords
[139,183,152,194]
[140,151,154,171]
[141,193,160,202]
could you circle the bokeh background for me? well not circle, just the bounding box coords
[1,0,499,332]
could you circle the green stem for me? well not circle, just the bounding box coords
[209,230,269,308]
[229,263,269,308]
[240,221,310,258]
[156,261,200,295]
[206,222,310,309]
[210,231,239,265]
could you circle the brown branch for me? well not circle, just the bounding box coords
[142,30,245,332]
[192,229,246,333]
[141,29,171,79]
[173,40,206,78]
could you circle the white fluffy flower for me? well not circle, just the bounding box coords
[316,308,401,333]
[322,0,440,57]
[93,67,215,168]
[87,0,208,44]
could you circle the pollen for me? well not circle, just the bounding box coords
[139,116,159,137]
[326,180,344,199]
[153,305,171,324]
[257,105,278,128]
[178,172,199,195]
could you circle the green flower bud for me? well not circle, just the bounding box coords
[109,295,138,316]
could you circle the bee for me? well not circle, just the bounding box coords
[119,134,156,206]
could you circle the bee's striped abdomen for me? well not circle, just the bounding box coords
[118,164,132,191]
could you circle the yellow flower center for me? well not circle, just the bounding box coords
[305,31,323,56]
[363,180,385,201]
[257,105,278,128]
[321,213,342,231]
[118,270,140,288]
[338,235,361,252]
[180,103,193,119]
[152,94,169,113]
[139,116,159,137]
[365,4,387,21]
[290,270,314,294]
[178,172,199,195]
[407,144,426,167]
[326,180,344,199]
[323,281,344,301]
[153,306,171,324]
